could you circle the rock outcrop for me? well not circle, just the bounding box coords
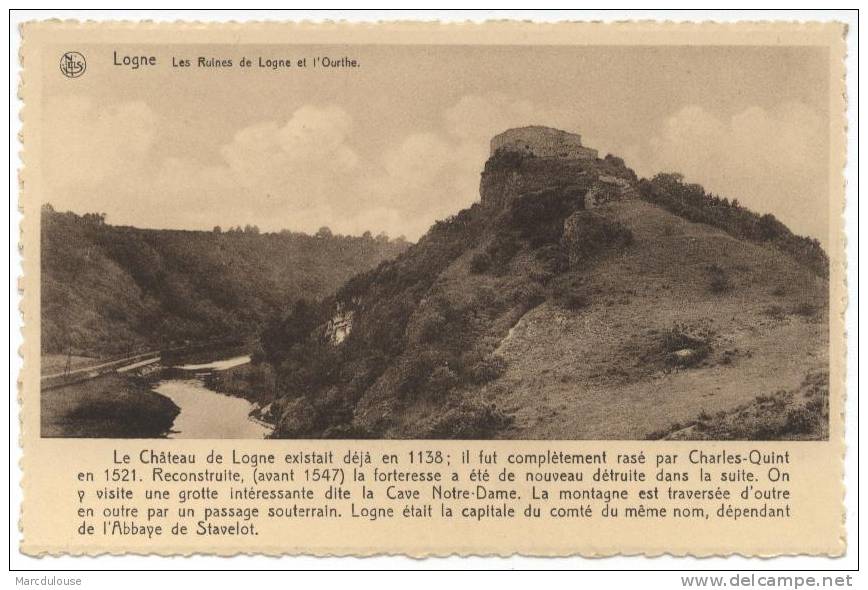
[480,127,635,210]
[325,307,354,344]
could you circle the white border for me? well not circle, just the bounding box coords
[5,7,861,583]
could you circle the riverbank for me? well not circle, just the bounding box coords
[154,377,272,438]
[202,361,276,406]
[41,372,179,438]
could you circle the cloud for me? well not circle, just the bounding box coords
[218,104,359,207]
[625,102,828,242]
[53,94,828,245]
[44,96,157,189]
[44,93,602,240]
[44,100,371,235]
[151,105,362,230]
[360,132,472,237]
[356,93,579,238]
[221,104,358,191]
[444,94,539,141]
[381,132,454,193]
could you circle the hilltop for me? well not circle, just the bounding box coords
[253,127,829,440]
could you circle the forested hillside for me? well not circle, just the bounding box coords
[40,206,409,357]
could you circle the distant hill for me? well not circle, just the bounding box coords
[254,134,829,440]
[40,207,409,357]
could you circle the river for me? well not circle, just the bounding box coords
[154,355,272,439]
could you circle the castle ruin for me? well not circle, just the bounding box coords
[490,126,598,160]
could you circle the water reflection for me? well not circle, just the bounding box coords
[155,377,271,439]
[176,355,252,371]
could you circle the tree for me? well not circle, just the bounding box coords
[652,172,684,186]
[82,212,106,225]
[260,298,322,361]
[212,225,222,234]
[316,226,333,239]
[375,231,390,243]
[758,213,786,241]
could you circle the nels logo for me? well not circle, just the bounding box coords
[59,51,86,78]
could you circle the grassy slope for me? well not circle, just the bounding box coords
[345,198,827,439]
[483,200,828,439]
[660,369,829,441]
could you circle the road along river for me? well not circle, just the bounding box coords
[154,355,272,439]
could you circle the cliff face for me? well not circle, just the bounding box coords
[263,129,828,440]
[479,147,636,209]
[325,305,354,344]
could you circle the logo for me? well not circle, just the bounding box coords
[60,52,86,78]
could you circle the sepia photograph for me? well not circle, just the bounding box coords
[15,15,855,565]
[39,43,831,441]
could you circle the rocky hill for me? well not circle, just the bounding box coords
[257,127,829,440]
[40,207,409,358]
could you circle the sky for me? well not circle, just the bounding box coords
[41,44,831,243]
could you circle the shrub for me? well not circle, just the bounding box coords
[469,251,492,274]
[645,421,684,440]
[427,365,458,395]
[273,396,319,437]
[755,391,790,410]
[395,354,437,398]
[663,324,711,352]
[792,301,819,317]
[783,406,816,435]
[509,281,547,311]
[758,213,787,241]
[466,355,507,384]
[509,187,585,247]
[427,400,514,438]
[534,244,569,275]
[486,234,522,272]
[655,374,828,441]
[561,211,633,267]
[557,290,590,311]
[763,305,786,320]
[321,423,379,439]
[603,154,639,181]
[707,264,731,294]
[485,149,527,172]
[416,307,449,343]
[805,395,828,416]
[662,324,712,367]
[548,275,590,311]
